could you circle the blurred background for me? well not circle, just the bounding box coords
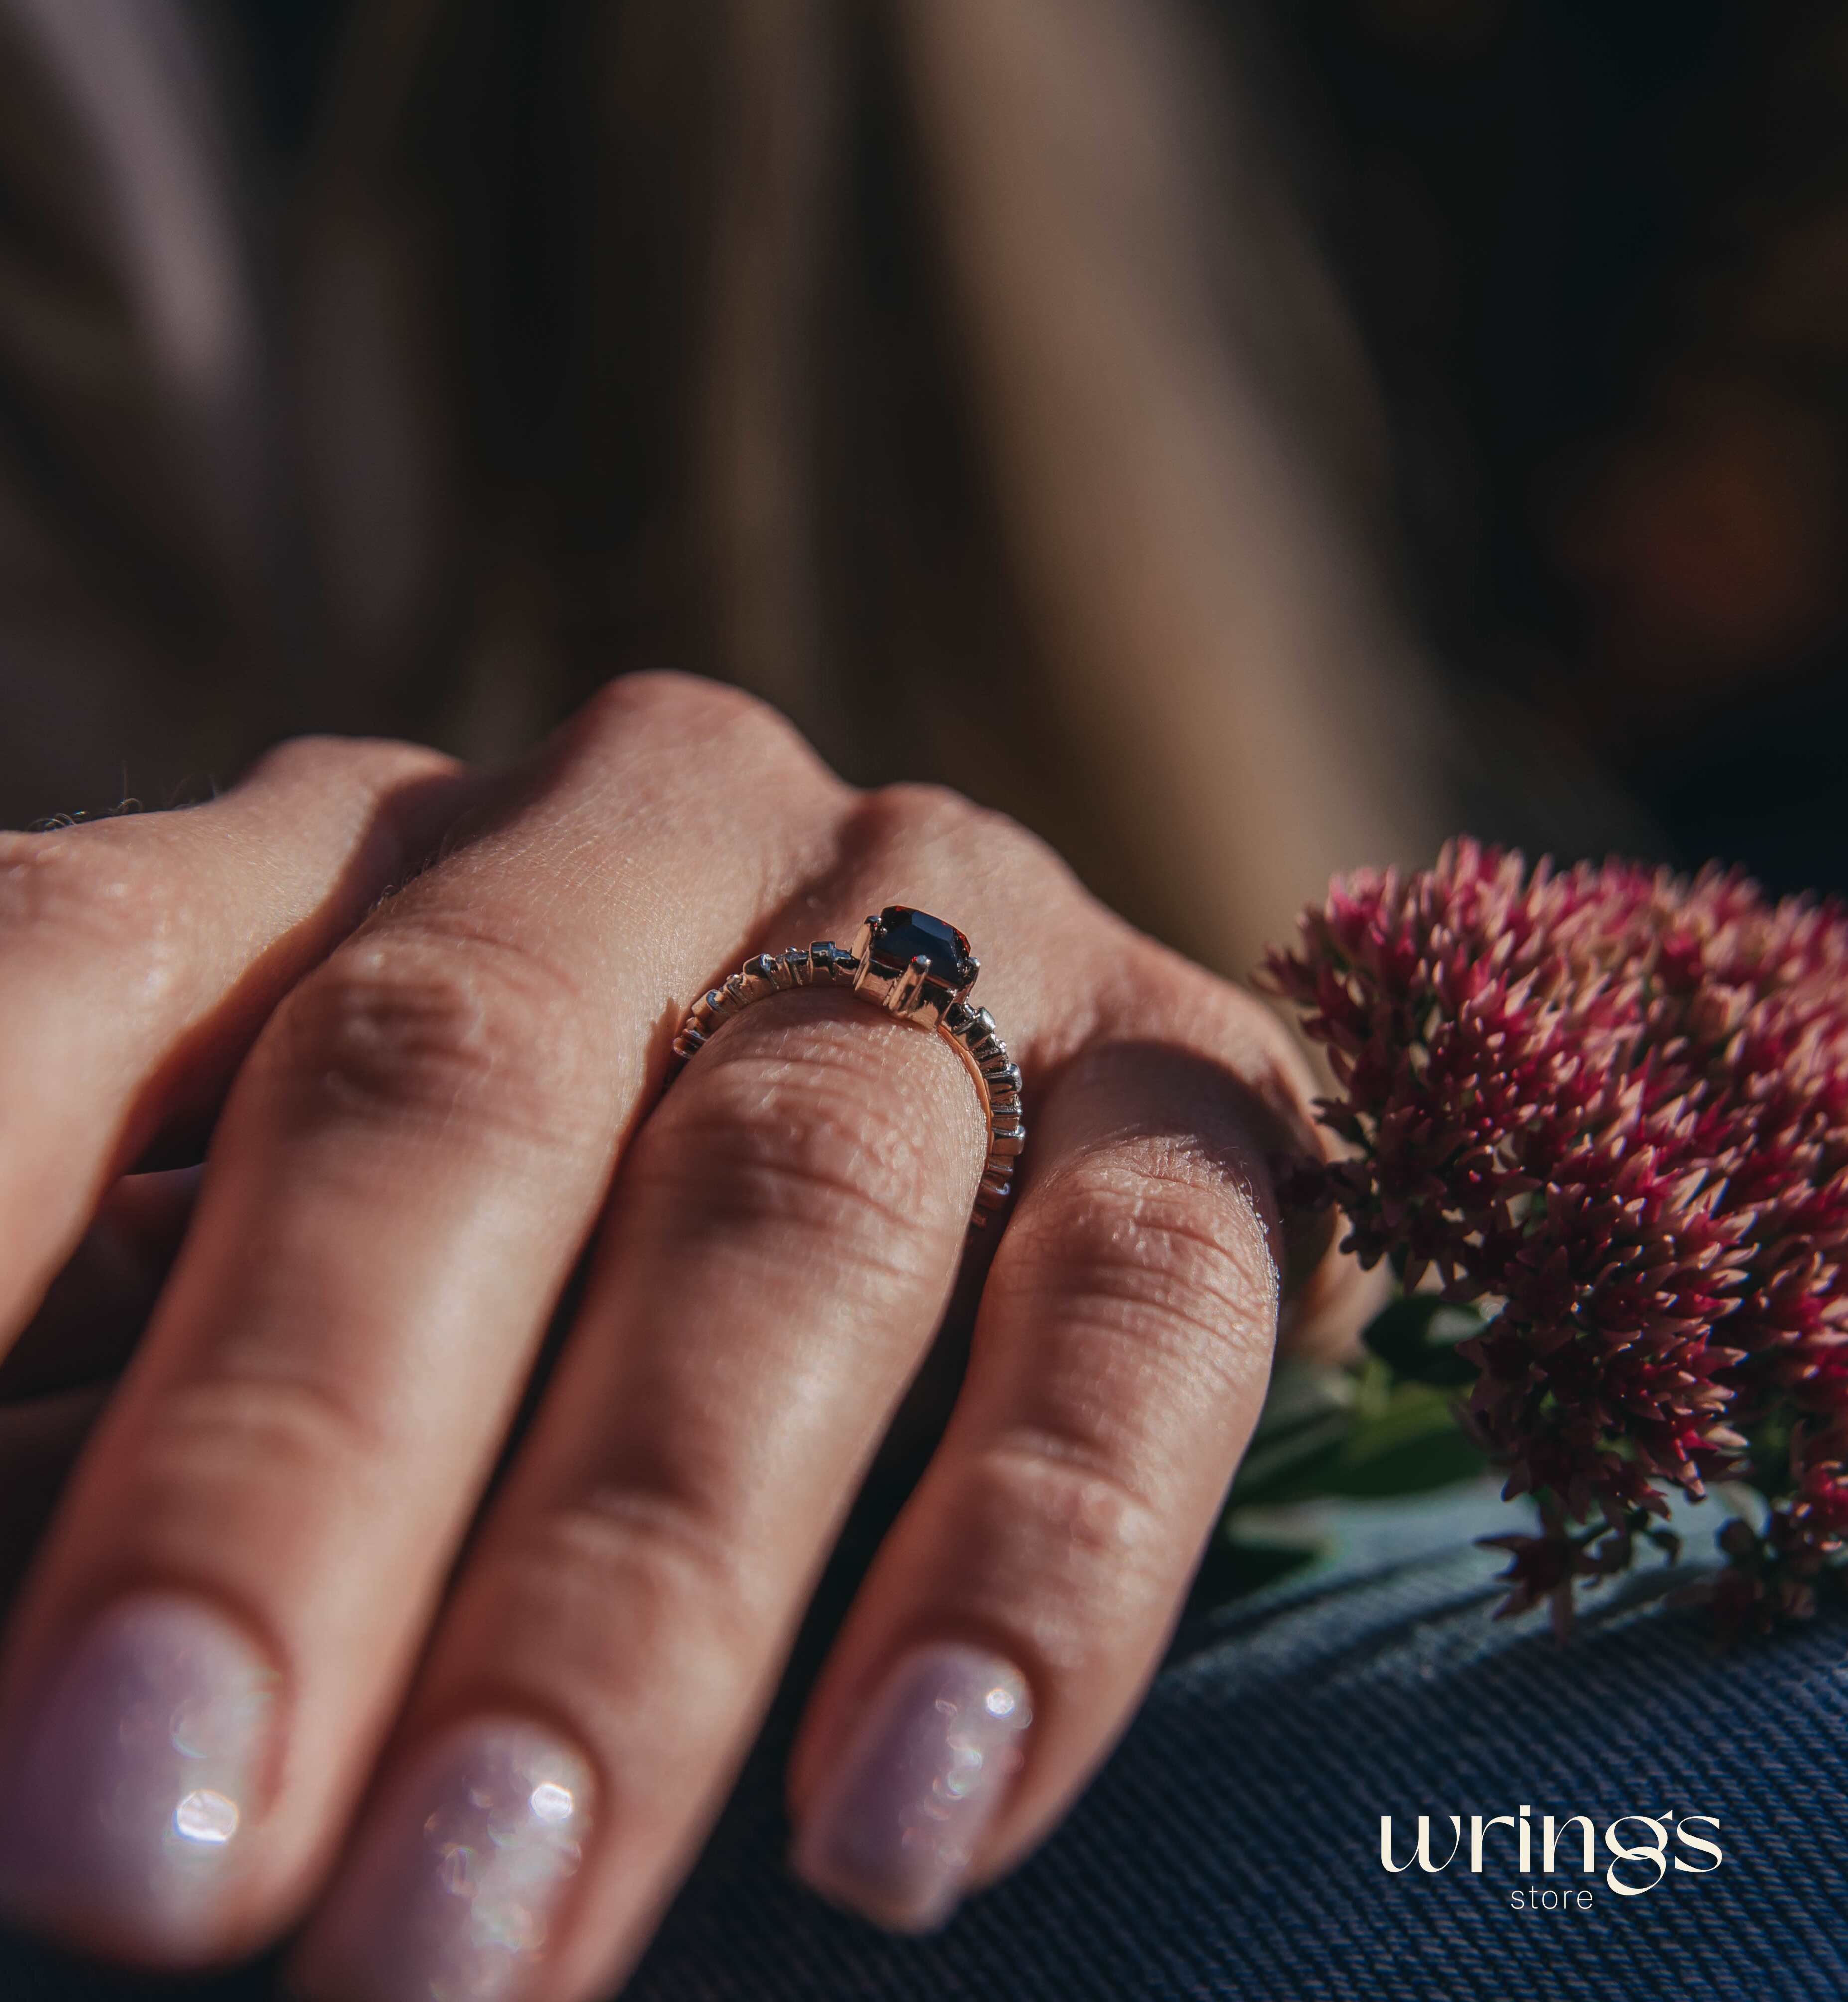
[1,0,1844,980]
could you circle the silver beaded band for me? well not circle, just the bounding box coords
[666,905,1024,1229]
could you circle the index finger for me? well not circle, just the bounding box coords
[0,737,469,1342]
[0,676,850,1965]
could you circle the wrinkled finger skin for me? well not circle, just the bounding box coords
[0,740,476,1347]
[0,675,1354,2002]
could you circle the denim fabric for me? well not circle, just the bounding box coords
[2,1543,1842,2001]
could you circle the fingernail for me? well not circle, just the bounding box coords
[791,1643,1032,1932]
[0,1593,276,1957]
[289,1718,593,2002]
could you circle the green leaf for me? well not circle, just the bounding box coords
[1228,1433,1352,1509]
[1361,1294,1486,1387]
[1226,1361,1357,1508]
[1303,1372,1486,1497]
[1186,1534,1325,1614]
[1322,1420,1487,1497]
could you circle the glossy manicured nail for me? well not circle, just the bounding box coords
[289,1718,593,2002]
[0,1593,276,1957]
[792,1643,1032,1931]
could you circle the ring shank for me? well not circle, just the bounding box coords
[667,941,1024,1228]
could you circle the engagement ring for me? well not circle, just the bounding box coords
[668,906,1024,1228]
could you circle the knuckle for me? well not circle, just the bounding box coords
[565,675,840,822]
[243,732,351,778]
[241,732,458,796]
[580,671,806,761]
[941,1438,1173,1674]
[977,1434,1165,1570]
[254,919,606,1151]
[860,780,991,849]
[641,1022,968,1277]
[88,1364,406,1611]
[862,779,975,835]
[0,824,189,1007]
[859,782,1070,886]
[1010,1157,1278,1362]
[1134,949,1319,1096]
[589,668,757,724]
[126,1362,398,1524]
[480,1483,768,1670]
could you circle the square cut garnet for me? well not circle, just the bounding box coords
[873,906,973,985]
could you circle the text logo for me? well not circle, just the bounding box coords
[1379,1807,1722,1904]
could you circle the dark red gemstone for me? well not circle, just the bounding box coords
[874,906,972,981]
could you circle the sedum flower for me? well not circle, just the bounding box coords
[1264,840,1848,1634]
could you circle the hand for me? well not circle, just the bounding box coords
[0,674,1356,2000]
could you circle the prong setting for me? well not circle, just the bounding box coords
[886,953,932,1014]
[667,905,1021,1231]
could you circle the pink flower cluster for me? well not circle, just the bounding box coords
[1264,841,1848,1637]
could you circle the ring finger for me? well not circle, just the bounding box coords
[289,954,994,2002]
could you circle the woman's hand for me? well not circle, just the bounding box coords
[0,674,1355,2001]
